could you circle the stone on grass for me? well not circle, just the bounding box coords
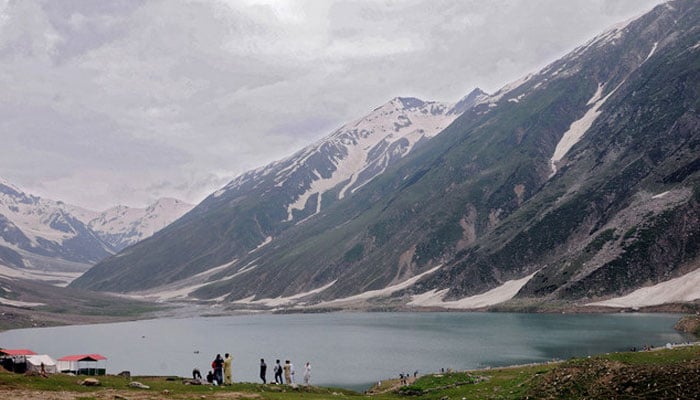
[129,381,150,389]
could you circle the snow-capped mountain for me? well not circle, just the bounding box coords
[74,0,700,312]
[72,90,486,292]
[88,198,194,251]
[0,178,109,273]
[215,91,487,222]
[0,178,192,283]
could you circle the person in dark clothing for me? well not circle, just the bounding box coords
[213,354,224,385]
[192,368,202,380]
[259,358,267,384]
[273,359,283,384]
[206,370,214,384]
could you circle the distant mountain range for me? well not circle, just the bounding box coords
[70,0,700,311]
[0,178,192,284]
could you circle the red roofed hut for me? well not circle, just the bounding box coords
[0,349,38,373]
[57,354,107,375]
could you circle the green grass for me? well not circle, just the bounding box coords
[397,371,478,395]
[1,345,698,399]
[600,345,699,365]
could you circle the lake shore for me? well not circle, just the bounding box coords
[1,343,698,399]
[1,311,693,387]
[3,297,699,333]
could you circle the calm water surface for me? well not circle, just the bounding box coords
[0,312,690,390]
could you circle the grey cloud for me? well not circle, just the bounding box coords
[0,0,663,209]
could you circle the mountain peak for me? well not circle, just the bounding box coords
[152,197,188,206]
[449,88,489,115]
[392,97,427,110]
[0,176,24,197]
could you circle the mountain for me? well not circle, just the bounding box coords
[0,178,111,279]
[0,178,192,284]
[70,91,486,292]
[72,0,700,311]
[88,198,194,251]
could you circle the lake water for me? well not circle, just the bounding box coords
[0,312,691,390]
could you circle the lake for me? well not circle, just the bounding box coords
[0,312,691,390]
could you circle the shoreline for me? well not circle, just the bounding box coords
[1,343,698,399]
[2,299,699,333]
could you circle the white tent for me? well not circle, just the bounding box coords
[26,355,58,374]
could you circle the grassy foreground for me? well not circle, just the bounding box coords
[0,345,698,399]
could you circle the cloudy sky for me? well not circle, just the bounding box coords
[0,0,662,210]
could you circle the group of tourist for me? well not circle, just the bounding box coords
[270,359,312,385]
[192,355,311,386]
[191,353,234,385]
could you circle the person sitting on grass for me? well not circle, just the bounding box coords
[206,370,215,384]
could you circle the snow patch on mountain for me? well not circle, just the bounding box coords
[586,268,700,308]
[233,279,338,307]
[644,42,659,62]
[477,74,533,107]
[652,191,670,199]
[88,198,193,250]
[550,82,621,176]
[0,263,81,286]
[315,264,443,307]
[0,296,45,308]
[250,236,273,253]
[575,15,635,54]
[408,271,538,309]
[284,98,463,221]
[138,259,245,301]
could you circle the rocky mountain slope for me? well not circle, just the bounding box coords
[71,91,486,292]
[72,0,700,311]
[0,178,192,283]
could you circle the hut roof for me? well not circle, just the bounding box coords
[57,354,107,362]
[0,349,37,356]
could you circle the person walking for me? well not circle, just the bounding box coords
[289,361,295,384]
[259,358,267,384]
[283,360,292,384]
[303,362,311,386]
[274,359,283,384]
[212,354,224,385]
[223,353,233,385]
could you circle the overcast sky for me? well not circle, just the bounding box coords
[0,0,662,210]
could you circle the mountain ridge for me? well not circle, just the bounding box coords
[0,178,193,283]
[70,90,487,292]
[71,0,700,311]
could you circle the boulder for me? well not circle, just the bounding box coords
[128,381,150,389]
[79,378,101,386]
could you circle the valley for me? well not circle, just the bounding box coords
[1,0,699,323]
